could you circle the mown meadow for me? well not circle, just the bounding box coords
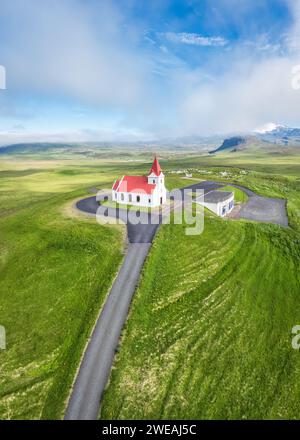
[101,151,300,419]
[0,149,299,419]
[0,158,127,419]
[219,185,248,203]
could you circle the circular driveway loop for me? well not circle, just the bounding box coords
[76,181,288,243]
[65,181,288,419]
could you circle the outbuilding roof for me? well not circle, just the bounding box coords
[201,190,233,203]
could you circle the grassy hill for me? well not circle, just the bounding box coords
[219,185,248,203]
[0,149,299,419]
[101,214,300,419]
[0,160,125,419]
[101,151,300,419]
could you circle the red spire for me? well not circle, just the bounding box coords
[149,156,162,176]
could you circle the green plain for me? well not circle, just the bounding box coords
[0,149,299,419]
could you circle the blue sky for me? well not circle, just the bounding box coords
[0,0,300,144]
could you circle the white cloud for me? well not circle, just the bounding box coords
[174,0,300,136]
[0,126,155,146]
[2,0,300,142]
[179,56,300,135]
[0,0,147,107]
[254,122,281,133]
[163,32,228,47]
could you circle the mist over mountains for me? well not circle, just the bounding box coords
[209,124,300,154]
[255,124,300,145]
[0,123,300,156]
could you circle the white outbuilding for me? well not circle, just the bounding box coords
[195,190,234,217]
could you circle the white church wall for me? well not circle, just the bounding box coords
[111,160,167,208]
[115,191,155,207]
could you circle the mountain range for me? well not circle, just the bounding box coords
[0,124,300,156]
[255,124,300,145]
[210,124,300,154]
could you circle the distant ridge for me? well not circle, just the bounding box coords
[0,143,72,154]
[209,136,246,154]
[256,125,300,145]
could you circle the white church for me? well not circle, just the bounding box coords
[112,157,167,208]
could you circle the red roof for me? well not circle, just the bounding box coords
[148,156,162,176]
[112,175,156,195]
[112,179,120,190]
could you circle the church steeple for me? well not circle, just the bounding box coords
[148,156,162,176]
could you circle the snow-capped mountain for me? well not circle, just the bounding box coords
[210,123,300,154]
[255,123,300,145]
[255,123,287,134]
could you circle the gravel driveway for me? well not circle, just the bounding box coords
[229,184,288,227]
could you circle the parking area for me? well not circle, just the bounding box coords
[238,195,288,227]
[183,181,288,227]
[76,180,289,239]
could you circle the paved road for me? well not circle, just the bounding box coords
[182,181,288,226]
[66,191,164,419]
[66,180,288,419]
[76,195,160,243]
[65,243,151,420]
[75,181,224,243]
[229,183,288,227]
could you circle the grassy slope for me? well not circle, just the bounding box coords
[163,152,300,231]
[0,151,299,419]
[219,185,248,203]
[102,217,300,419]
[102,151,300,420]
[0,161,125,419]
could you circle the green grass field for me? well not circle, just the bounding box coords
[101,216,300,419]
[0,160,126,419]
[0,149,300,419]
[101,198,173,213]
[101,150,300,420]
[219,185,248,203]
